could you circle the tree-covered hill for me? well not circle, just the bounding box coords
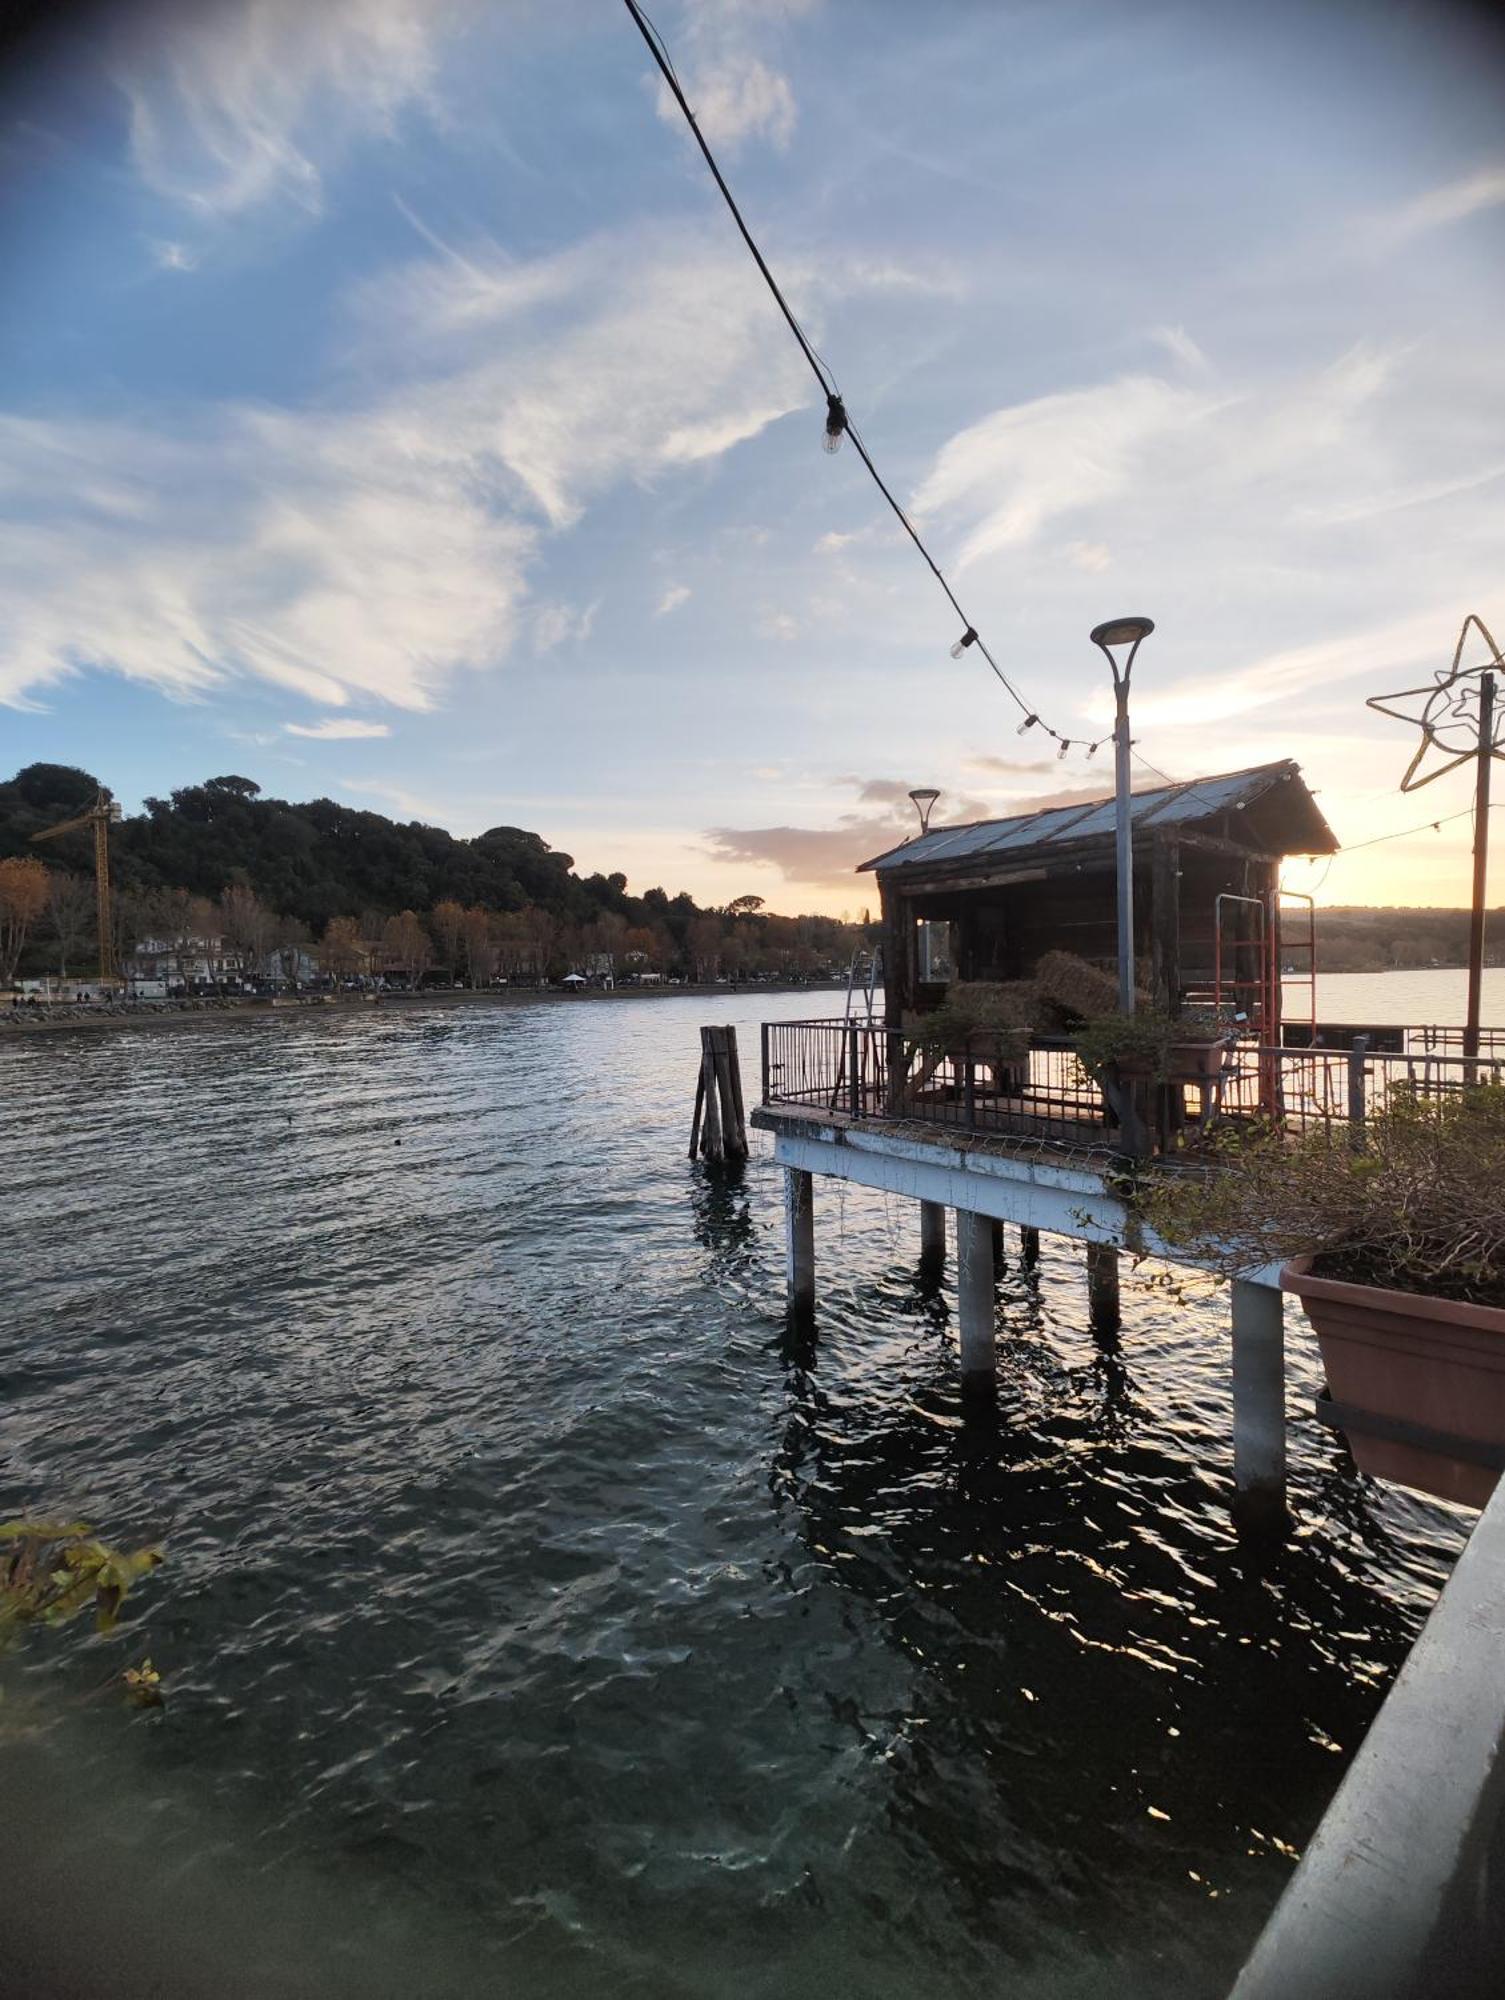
[0,764,664,929]
[0,763,864,985]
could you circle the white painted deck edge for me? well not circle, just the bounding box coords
[1231,1474,1505,1998]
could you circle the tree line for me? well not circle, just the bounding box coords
[0,763,869,986]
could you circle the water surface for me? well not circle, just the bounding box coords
[0,985,1473,1997]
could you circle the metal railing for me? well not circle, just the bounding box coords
[760,1018,1505,1154]
[761,1019,1109,1146]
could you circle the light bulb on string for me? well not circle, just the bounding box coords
[1017,714,1038,736]
[1057,738,1070,760]
[1086,740,1099,758]
[950,627,977,659]
[822,393,847,455]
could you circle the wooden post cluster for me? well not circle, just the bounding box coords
[689,1025,749,1163]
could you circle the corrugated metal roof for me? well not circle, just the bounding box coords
[860,760,1331,873]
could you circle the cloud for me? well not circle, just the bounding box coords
[1149,324,1209,373]
[352,223,815,530]
[650,1,820,154]
[656,583,691,617]
[0,224,817,710]
[962,756,1056,777]
[117,0,453,215]
[658,57,795,152]
[1128,604,1457,732]
[1382,161,1505,242]
[0,406,533,711]
[533,601,598,651]
[1065,540,1110,572]
[150,239,198,271]
[914,374,1220,570]
[706,774,994,892]
[284,718,391,739]
[911,341,1405,574]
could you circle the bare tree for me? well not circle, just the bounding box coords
[46,870,94,980]
[220,885,275,985]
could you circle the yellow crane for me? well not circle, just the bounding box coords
[30,788,123,986]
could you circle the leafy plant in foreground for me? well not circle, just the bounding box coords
[1141,1084,1505,1307]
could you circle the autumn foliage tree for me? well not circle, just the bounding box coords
[0,856,50,986]
[320,916,368,980]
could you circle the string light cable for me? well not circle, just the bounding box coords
[621,0,1109,758]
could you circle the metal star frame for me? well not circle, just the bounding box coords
[1367,612,1505,792]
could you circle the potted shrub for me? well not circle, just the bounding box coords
[1142,1085,1505,1508]
[903,981,1034,1091]
[1075,1007,1231,1084]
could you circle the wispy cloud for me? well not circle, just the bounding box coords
[651,0,820,154]
[0,222,819,711]
[912,342,1404,573]
[533,601,598,651]
[1382,161,1505,242]
[1149,324,1209,373]
[706,774,992,892]
[913,374,1220,570]
[149,238,198,271]
[655,583,691,617]
[0,406,533,710]
[284,717,391,739]
[1128,605,1455,731]
[117,0,454,215]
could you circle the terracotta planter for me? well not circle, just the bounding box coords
[1281,1256,1505,1509]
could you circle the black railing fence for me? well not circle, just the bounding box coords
[760,1018,1505,1153]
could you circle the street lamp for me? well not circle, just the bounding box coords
[908,787,941,836]
[1089,616,1155,1012]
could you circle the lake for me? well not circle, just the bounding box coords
[0,979,1476,1998]
[1289,963,1505,1028]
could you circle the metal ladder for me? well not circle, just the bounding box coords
[829,946,883,1110]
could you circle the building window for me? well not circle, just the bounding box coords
[916,919,953,983]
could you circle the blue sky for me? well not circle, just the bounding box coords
[2,0,1504,913]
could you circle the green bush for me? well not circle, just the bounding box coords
[1074,1007,1228,1081]
[905,981,1033,1062]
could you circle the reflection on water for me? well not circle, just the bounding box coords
[0,988,1472,1998]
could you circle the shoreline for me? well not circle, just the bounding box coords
[0,980,846,1043]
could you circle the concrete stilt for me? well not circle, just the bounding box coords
[919,1200,946,1267]
[1231,1279,1287,1532]
[1019,1226,1040,1268]
[1086,1241,1121,1334]
[956,1210,997,1385]
[784,1167,815,1317]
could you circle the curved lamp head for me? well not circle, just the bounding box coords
[908,786,941,835]
[1089,615,1155,689]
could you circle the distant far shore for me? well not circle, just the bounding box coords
[0,980,845,1042]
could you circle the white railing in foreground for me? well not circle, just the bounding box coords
[1231,1472,1505,1999]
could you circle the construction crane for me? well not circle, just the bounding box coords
[30,788,123,986]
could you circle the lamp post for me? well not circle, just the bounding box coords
[908,787,940,836]
[1089,617,1155,1012]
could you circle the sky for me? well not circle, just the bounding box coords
[1,0,1503,917]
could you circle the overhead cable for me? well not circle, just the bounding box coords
[620,0,1108,757]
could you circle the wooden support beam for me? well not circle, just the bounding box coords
[1019,1226,1040,1267]
[1231,1278,1288,1535]
[1087,1241,1121,1334]
[695,1025,748,1164]
[785,1168,815,1316]
[956,1210,997,1384]
[919,1200,946,1267]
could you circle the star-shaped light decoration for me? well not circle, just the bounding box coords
[1366,613,1505,792]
